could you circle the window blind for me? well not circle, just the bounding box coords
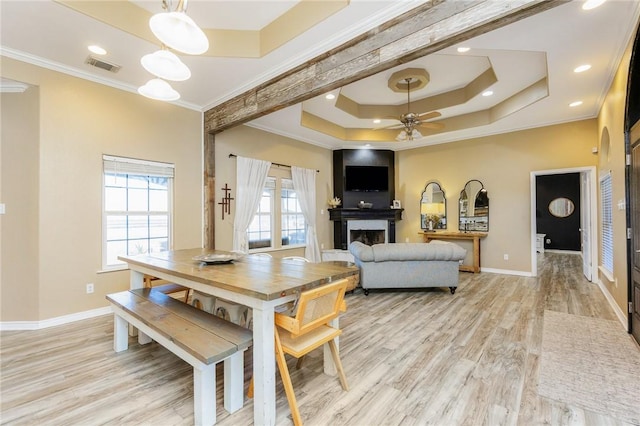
[103,154,174,178]
[600,172,613,274]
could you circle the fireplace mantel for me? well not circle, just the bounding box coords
[329,208,403,221]
[329,208,403,249]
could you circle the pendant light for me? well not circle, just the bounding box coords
[141,48,191,81]
[149,0,209,55]
[138,78,180,101]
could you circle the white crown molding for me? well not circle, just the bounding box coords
[0,77,29,92]
[245,121,334,150]
[0,46,202,111]
[202,0,428,111]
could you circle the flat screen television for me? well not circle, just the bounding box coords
[345,165,389,192]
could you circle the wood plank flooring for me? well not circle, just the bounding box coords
[1,253,636,425]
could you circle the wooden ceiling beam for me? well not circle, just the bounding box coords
[204,0,566,134]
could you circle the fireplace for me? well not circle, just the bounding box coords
[329,208,402,249]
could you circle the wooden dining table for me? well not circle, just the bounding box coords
[118,248,359,425]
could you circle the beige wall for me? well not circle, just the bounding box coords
[1,37,633,322]
[396,121,598,273]
[1,86,40,320]
[213,125,334,257]
[596,33,634,315]
[0,58,203,321]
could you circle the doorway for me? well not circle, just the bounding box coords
[536,173,581,252]
[530,167,598,280]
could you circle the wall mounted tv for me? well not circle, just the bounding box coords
[345,165,389,192]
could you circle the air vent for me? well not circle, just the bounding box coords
[85,55,121,73]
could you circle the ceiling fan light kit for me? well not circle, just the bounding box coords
[396,129,422,142]
[138,0,209,101]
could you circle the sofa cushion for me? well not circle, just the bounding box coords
[349,241,466,262]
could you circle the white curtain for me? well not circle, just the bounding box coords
[233,156,271,253]
[292,166,321,262]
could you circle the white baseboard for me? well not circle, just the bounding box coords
[595,279,629,331]
[0,306,112,331]
[480,267,535,277]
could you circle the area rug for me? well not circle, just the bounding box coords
[538,310,640,425]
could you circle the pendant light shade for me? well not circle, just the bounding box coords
[149,11,209,55]
[141,49,191,81]
[138,78,180,101]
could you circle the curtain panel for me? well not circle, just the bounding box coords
[292,166,321,262]
[233,156,271,253]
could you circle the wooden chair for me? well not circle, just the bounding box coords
[250,253,272,258]
[143,274,191,303]
[249,278,350,426]
[282,256,310,262]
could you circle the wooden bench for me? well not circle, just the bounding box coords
[106,288,253,426]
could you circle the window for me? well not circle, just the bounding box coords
[248,172,306,250]
[281,179,306,246]
[600,172,613,277]
[102,155,174,269]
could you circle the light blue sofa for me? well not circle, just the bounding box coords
[349,241,467,295]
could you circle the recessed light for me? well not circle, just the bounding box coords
[365,143,371,147]
[88,45,107,55]
[574,64,592,73]
[582,0,606,10]
[569,101,583,107]
[325,93,335,100]
[457,47,470,53]
[482,90,493,97]
[373,119,381,124]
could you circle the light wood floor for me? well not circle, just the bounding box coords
[0,253,635,425]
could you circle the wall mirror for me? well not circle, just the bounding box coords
[420,181,447,230]
[459,179,489,232]
[549,197,575,217]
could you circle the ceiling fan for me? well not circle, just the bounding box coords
[376,77,444,141]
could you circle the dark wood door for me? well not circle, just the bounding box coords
[631,138,640,345]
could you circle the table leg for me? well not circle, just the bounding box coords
[129,270,144,337]
[473,237,481,273]
[252,306,276,426]
[130,270,144,289]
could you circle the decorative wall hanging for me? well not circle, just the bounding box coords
[218,183,233,220]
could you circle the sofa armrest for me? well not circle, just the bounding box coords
[349,241,374,261]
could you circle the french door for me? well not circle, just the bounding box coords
[630,131,640,345]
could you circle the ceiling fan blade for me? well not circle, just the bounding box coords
[374,123,404,130]
[417,111,442,120]
[418,122,445,130]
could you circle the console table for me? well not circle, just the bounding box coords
[420,231,488,273]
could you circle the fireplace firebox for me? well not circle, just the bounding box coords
[350,230,385,246]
